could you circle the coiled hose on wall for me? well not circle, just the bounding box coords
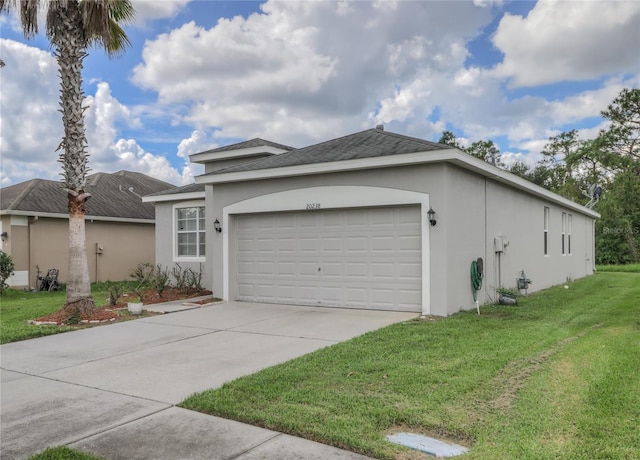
[471,258,483,314]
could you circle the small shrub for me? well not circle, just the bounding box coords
[171,263,204,292]
[130,262,155,301]
[171,263,187,291]
[186,264,204,291]
[153,264,171,297]
[0,251,15,295]
[107,283,123,306]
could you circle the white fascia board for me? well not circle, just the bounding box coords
[0,209,154,223]
[142,192,205,203]
[189,146,288,164]
[447,156,600,218]
[195,147,599,219]
[195,149,459,184]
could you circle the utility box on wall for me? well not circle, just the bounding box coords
[494,236,508,253]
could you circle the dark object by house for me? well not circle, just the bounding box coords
[39,269,60,292]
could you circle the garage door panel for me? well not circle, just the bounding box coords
[277,238,297,252]
[398,289,422,306]
[321,237,343,252]
[235,206,422,312]
[398,262,422,280]
[345,236,368,252]
[372,236,394,252]
[398,234,421,251]
[371,262,394,279]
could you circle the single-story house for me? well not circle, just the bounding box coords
[145,127,599,317]
[143,138,294,281]
[0,170,175,288]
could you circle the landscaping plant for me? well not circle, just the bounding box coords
[0,251,15,295]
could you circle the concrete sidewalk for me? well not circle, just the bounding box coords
[1,300,416,459]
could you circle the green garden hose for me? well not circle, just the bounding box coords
[471,259,483,302]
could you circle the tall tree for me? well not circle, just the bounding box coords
[466,139,504,168]
[594,88,640,264]
[599,88,640,168]
[437,130,504,167]
[1,0,134,314]
[437,130,464,149]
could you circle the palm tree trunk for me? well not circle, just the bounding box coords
[53,1,95,313]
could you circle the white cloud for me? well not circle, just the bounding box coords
[492,0,640,87]
[0,40,185,187]
[0,40,61,185]
[103,139,182,185]
[131,0,190,25]
[3,1,638,189]
[175,130,215,184]
[131,1,493,146]
[85,82,142,162]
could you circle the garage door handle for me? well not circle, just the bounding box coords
[318,267,321,272]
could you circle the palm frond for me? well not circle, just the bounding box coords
[80,0,134,56]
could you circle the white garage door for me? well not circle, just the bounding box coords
[235,206,422,311]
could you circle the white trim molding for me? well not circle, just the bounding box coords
[142,191,205,203]
[172,200,206,263]
[197,148,599,219]
[222,186,431,315]
[190,145,289,164]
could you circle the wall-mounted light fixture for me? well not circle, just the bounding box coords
[1,231,7,242]
[427,208,437,226]
[214,219,222,233]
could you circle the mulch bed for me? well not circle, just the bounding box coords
[31,288,213,326]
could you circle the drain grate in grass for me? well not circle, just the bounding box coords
[386,433,469,457]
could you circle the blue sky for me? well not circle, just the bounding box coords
[1,0,638,187]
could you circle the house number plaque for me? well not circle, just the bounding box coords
[305,203,321,210]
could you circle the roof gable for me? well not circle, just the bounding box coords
[196,138,294,154]
[189,138,294,165]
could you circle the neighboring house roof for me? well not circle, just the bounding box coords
[1,170,176,222]
[200,128,445,176]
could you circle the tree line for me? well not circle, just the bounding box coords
[439,88,640,265]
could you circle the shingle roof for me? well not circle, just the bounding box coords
[146,182,205,198]
[195,138,294,155]
[1,171,176,220]
[200,129,448,177]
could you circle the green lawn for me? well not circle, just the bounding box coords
[0,282,133,344]
[181,272,640,459]
[596,263,640,273]
[27,447,103,460]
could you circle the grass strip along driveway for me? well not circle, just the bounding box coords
[181,272,640,459]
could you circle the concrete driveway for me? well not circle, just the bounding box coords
[0,301,416,460]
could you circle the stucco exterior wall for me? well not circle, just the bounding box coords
[3,217,156,288]
[442,164,595,314]
[205,162,596,316]
[206,164,449,313]
[153,201,208,288]
[2,216,31,286]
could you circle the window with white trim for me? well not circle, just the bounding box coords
[562,212,567,255]
[176,206,205,258]
[568,214,572,255]
[544,207,550,255]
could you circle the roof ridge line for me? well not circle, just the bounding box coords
[377,129,445,147]
[285,128,378,154]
